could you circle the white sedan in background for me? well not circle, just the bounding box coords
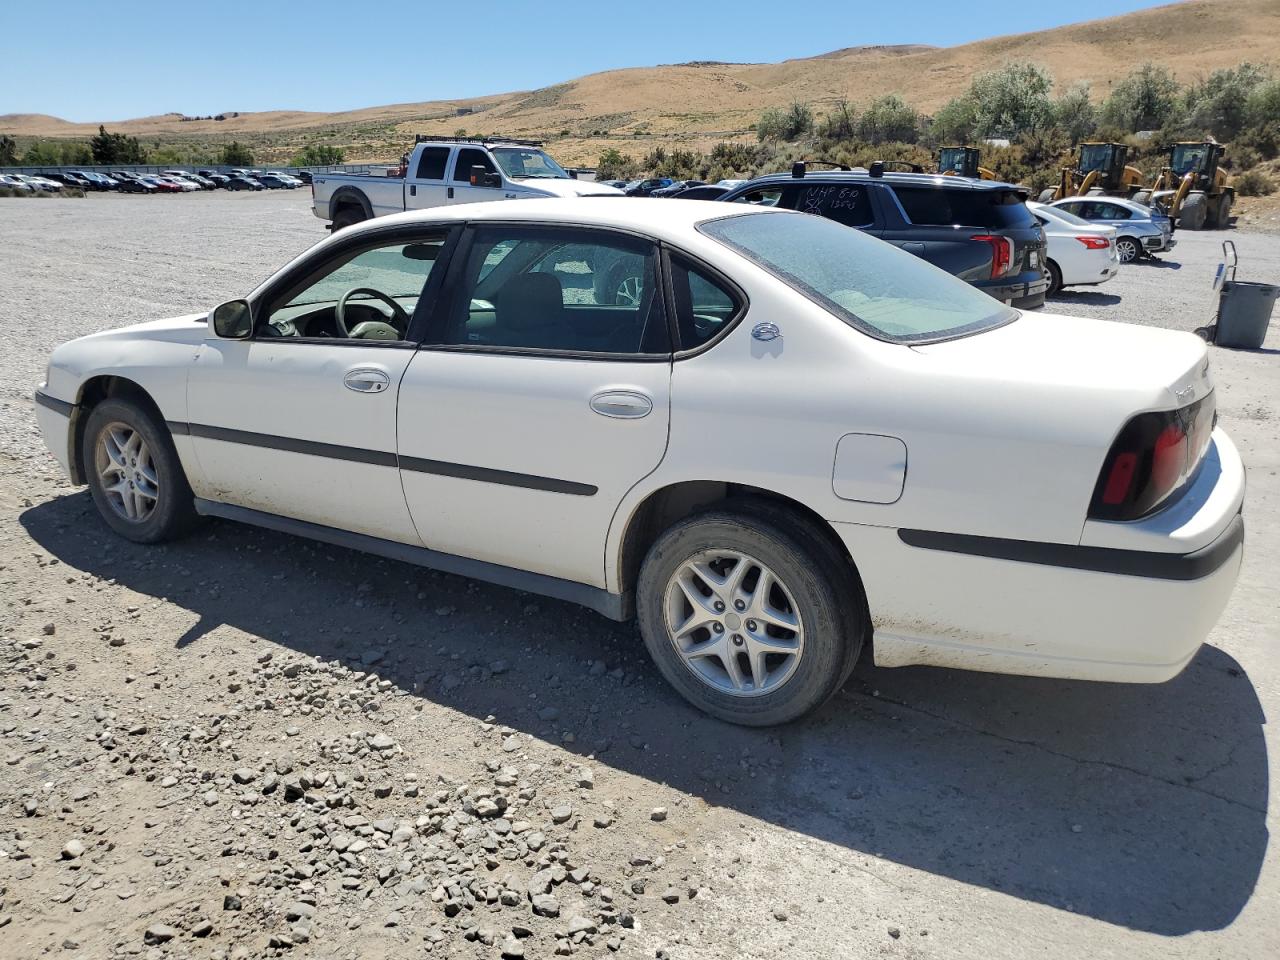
[33,199,1244,725]
[1027,200,1120,296]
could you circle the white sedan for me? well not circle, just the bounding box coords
[1027,200,1120,295]
[33,199,1245,725]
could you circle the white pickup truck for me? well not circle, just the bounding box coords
[312,137,621,230]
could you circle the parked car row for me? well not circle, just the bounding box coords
[3,168,314,194]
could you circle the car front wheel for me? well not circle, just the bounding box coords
[636,507,865,726]
[83,398,200,544]
[1115,236,1140,263]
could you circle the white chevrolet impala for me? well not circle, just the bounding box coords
[34,199,1244,725]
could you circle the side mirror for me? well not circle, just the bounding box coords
[470,165,502,188]
[210,299,253,339]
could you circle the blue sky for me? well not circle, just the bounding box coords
[1,0,1170,122]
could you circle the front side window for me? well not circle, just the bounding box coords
[437,227,668,355]
[262,235,447,341]
[701,211,1014,343]
[453,148,497,184]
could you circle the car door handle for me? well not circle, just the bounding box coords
[343,369,390,393]
[590,390,653,419]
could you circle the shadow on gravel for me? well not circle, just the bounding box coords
[1048,291,1123,307]
[1141,258,1183,269]
[22,492,1269,937]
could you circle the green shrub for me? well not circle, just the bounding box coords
[757,102,814,142]
[1234,169,1275,197]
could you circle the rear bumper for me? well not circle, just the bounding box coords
[833,432,1245,683]
[980,271,1049,305]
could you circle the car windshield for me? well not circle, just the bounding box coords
[491,148,569,180]
[700,211,1016,343]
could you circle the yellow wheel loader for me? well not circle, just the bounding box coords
[1134,141,1233,230]
[937,146,996,180]
[1037,142,1145,203]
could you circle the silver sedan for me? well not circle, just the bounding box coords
[1049,196,1176,263]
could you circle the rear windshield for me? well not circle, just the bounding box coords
[701,211,1016,343]
[890,185,1035,229]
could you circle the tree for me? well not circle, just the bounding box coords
[856,95,918,145]
[596,148,637,180]
[0,135,16,166]
[89,125,146,165]
[1100,63,1181,132]
[929,96,978,145]
[220,141,255,166]
[1182,63,1270,139]
[294,144,346,166]
[968,61,1055,139]
[817,99,857,141]
[1053,81,1098,142]
[22,140,92,165]
[756,102,814,142]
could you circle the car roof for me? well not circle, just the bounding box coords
[351,196,779,238]
[738,169,1023,192]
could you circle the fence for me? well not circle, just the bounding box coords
[0,162,389,177]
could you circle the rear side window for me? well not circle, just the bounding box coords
[670,257,740,350]
[891,186,1034,229]
[453,148,496,183]
[416,147,450,180]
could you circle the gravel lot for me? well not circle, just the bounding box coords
[1,190,1278,960]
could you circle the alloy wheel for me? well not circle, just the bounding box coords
[1116,238,1139,263]
[663,550,805,697]
[95,422,159,523]
[614,275,644,307]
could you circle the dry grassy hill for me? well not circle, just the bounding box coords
[3,0,1278,165]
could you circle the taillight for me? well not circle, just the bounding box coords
[971,235,1013,279]
[1075,236,1111,250]
[1089,393,1216,521]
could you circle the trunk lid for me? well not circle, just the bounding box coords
[911,311,1212,410]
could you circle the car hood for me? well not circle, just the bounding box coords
[910,311,1212,411]
[512,178,624,198]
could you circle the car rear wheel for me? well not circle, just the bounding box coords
[83,398,200,544]
[331,206,366,232]
[1037,189,1057,203]
[1046,259,1063,296]
[636,507,865,726]
[1115,236,1141,263]
[1132,190,1152,207]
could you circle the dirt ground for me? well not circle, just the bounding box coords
[1,190,1278,960]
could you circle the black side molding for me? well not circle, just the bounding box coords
[172,421,596,496]
[899,512,1244,582]
[192,498,628,621]
[34,390,75,417]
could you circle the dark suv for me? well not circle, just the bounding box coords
[717,166,1048,308]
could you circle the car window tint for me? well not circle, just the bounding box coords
[416,147,450,180]
[670,257,739,350]
[892,185,1035,228]
[439,227,668,355]
[453,148,496,183]
[790,183,874,228]
[264,237,445,340]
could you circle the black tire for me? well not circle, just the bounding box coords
[1179,192,1208,230]
[591,252,645,305]
[1206,193,1231,230]
[1132,190,1152,207]
[330,206,366,232]
[1115,236,1141,264]
[636,506,866,726]
[1037,188,1057,203]
[1046,259,1063,296]
[82,397,201,544]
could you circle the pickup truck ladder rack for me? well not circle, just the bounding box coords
[414,135,545,147]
